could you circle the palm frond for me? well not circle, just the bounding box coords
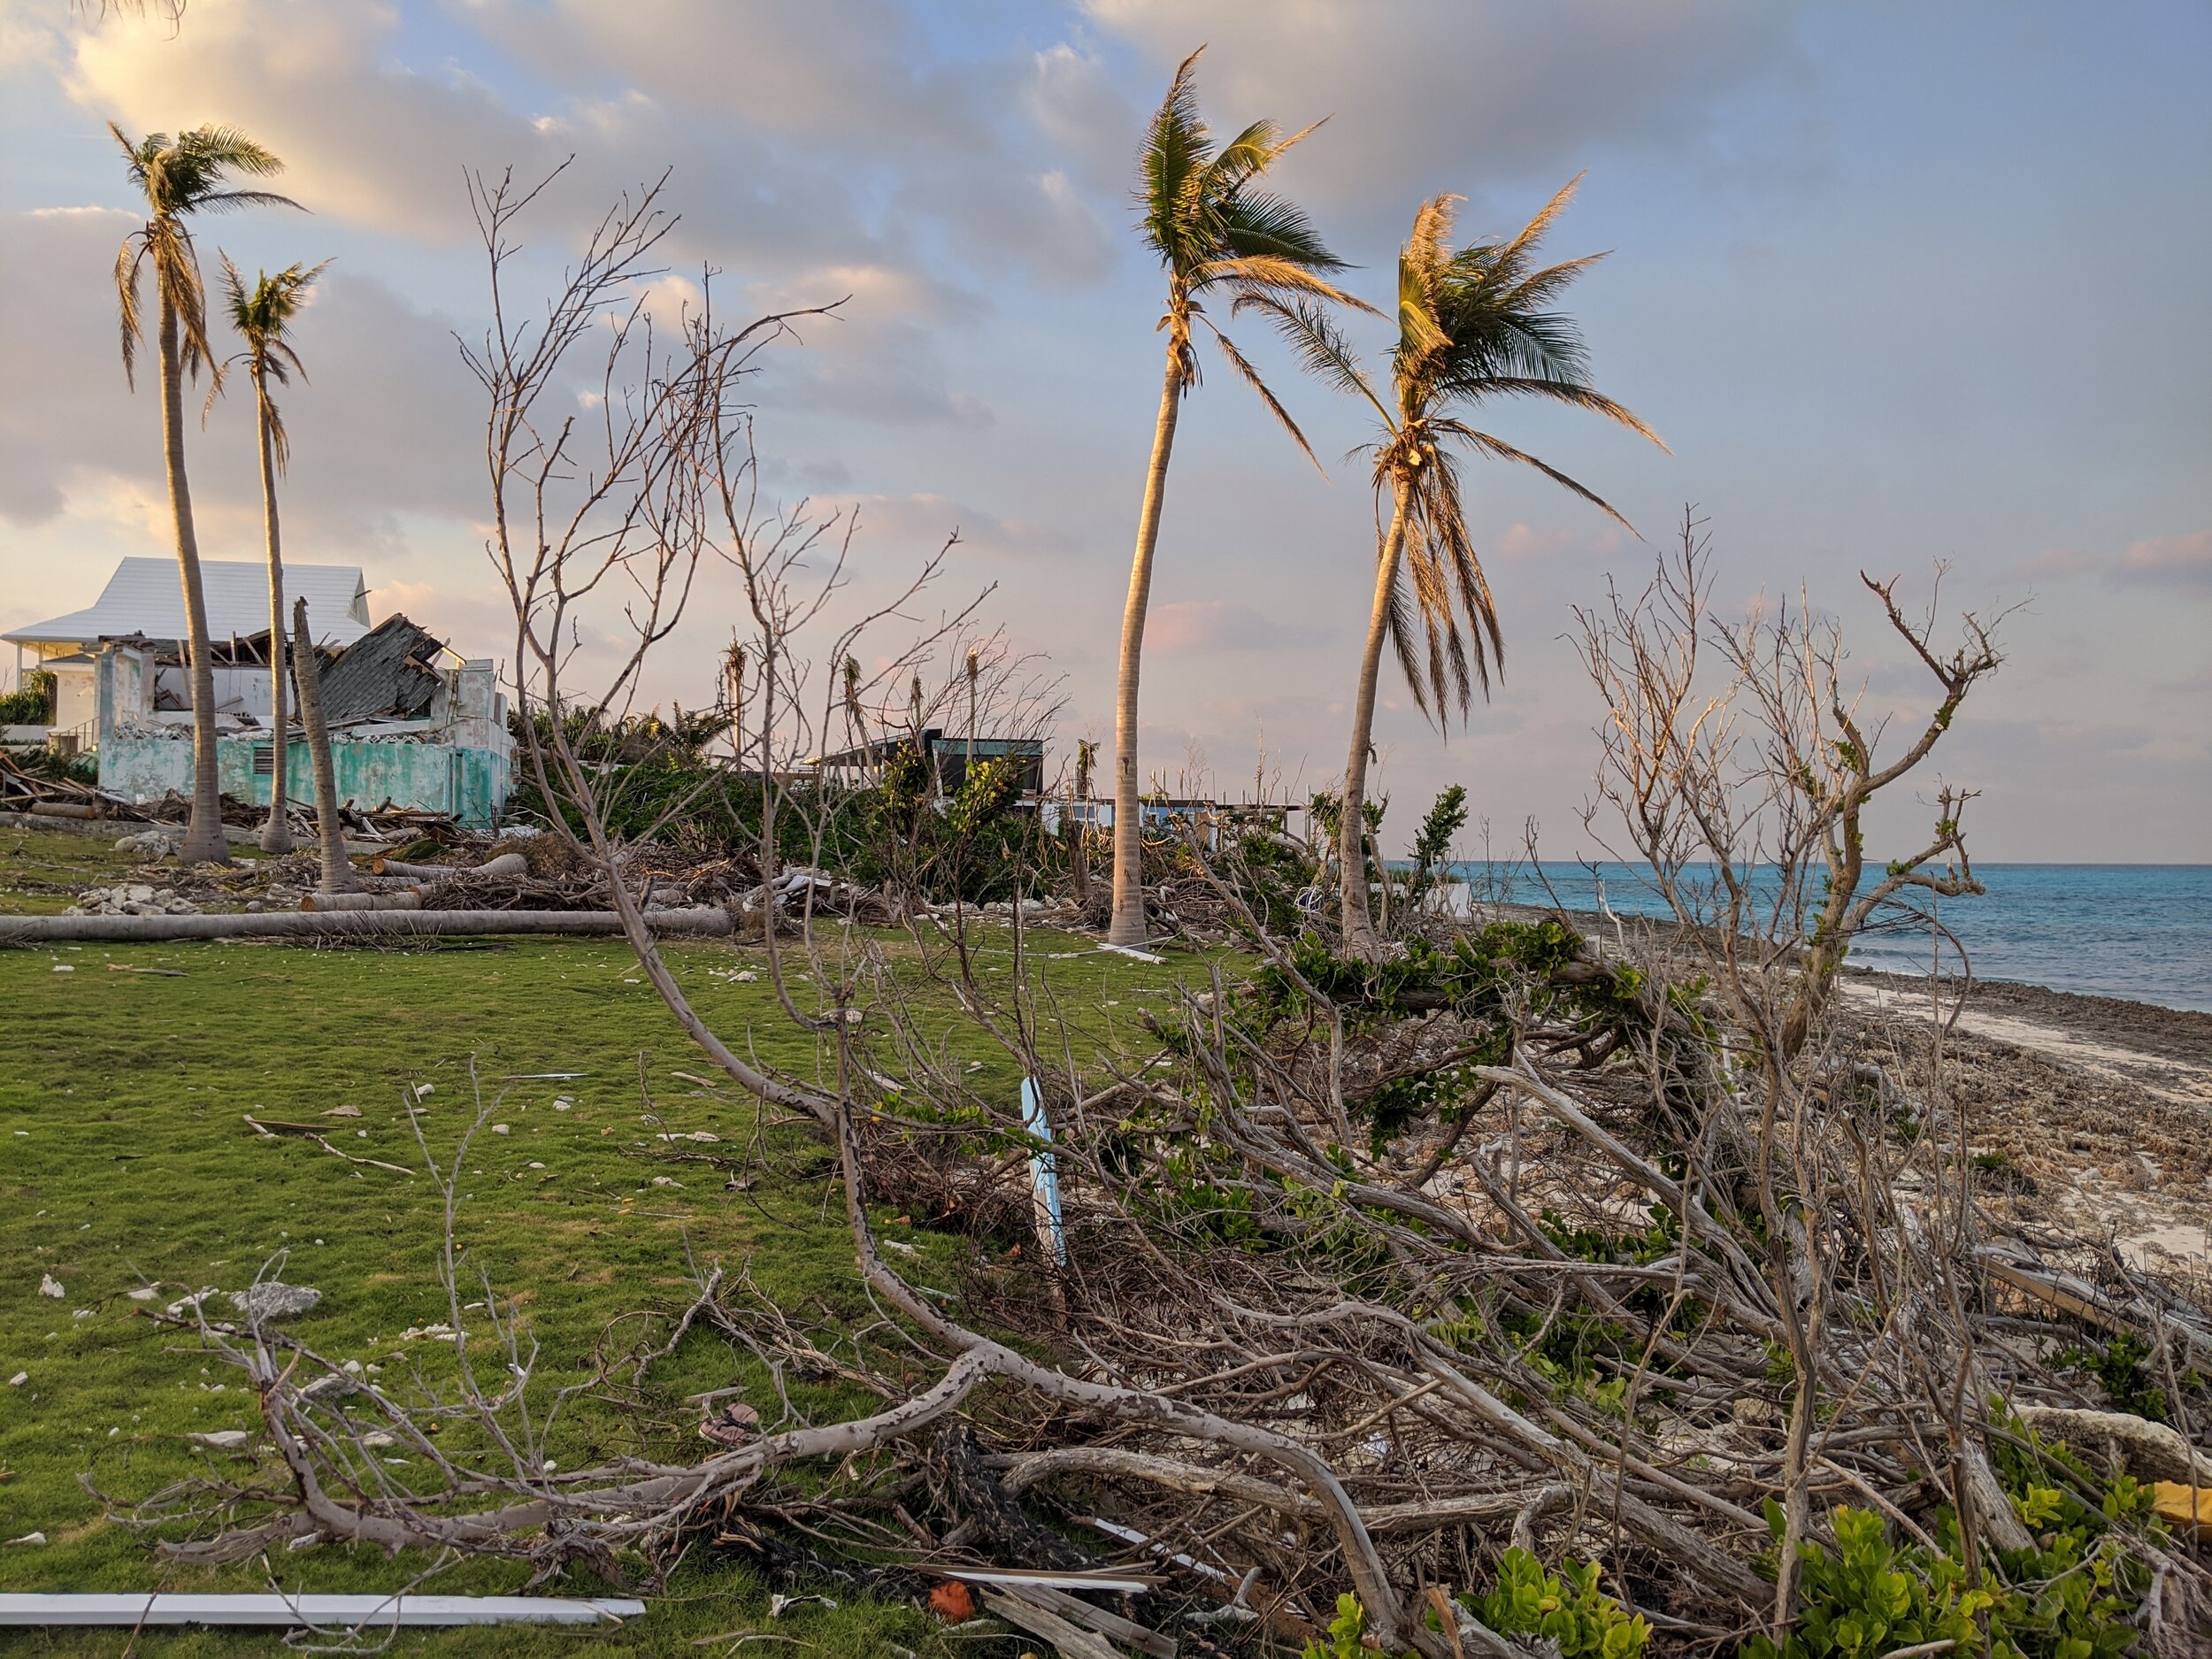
[1218,188,1348,271]
[178,124,284,176]
[1433,420,1638,534]
[1229,293,1380,410]
[1137,47,1210,265]
[113,234,145,386]
[1196,254,1364,307]
[1207,324,1322,475]
[1493,171,1585,271]
[193,188,305,216]
[1201,117,1286,199]
[1437,376,1665,449]
[1403,195,1458,291]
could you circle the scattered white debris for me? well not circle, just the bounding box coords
[769,1594,836,1617]
[413,1084,434,1100]
[650,1176,682,1187]
[37,1275,64,1301]
[189,1430,251,1450]
[230,1283,321,1322]
[7,1372,26,1387]
[127,1287,158,1302]
[5,1532,46,1547]
[491,1124,511,1135]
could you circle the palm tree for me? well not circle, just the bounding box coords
[112,123,297,864]
[218,256,328,854]
[1108,48,1371,946]
[1259,183,1663,958]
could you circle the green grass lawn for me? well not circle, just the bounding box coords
[0,824,144,916]
[0,851,1210,1655]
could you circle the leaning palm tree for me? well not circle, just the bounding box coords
[112,123,297,864]
[1108,48,1371,946]
[1259,183,1664,957]
[218,255,329,854]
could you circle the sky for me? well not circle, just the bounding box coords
[1,0,2206,863]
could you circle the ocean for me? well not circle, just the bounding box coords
[1439,863,2212,1014]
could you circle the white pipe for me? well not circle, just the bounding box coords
[0,1594,643,1627]
[0,907,735,944]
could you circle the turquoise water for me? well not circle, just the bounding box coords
[1440,863,2212,1013]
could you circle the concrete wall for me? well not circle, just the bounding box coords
[92,643,511,828]
[97,731,510,829]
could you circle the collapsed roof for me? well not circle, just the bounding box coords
[317,615,451,723]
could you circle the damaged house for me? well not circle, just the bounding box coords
[3,557,511,829]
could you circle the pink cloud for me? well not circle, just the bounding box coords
[1144,600,1319,655]
[2115,529,2212,588]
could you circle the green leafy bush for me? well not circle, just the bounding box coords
[0,670,55,724]
[1471,1548,1650,1657]
[1743,1487,2152,1659]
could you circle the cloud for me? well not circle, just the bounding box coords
[2114,529,2212,588]
[841,493,1074,561]
[1081,1,1806,227]
[65,1,557,242]
[1145,599,1322,654]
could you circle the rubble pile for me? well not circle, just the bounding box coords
[69,883,201,917]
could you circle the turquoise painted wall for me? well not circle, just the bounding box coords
[99,733,509,829]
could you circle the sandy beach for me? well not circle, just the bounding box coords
[1843,966,2212,1275]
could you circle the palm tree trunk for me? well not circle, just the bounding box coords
[290,596,358,895]
[254,370,294,854]
[1109,349,1184,946]
[1340,482,1410,960]
[159,297,229,865]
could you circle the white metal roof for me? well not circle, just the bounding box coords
[3,557,372,649]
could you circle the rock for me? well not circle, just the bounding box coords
[188,1430,251,1450]
[229,1282,323,1322]
[37,1275,64,1300]
[7,1371,26,1386]
[322,1104,361,1118]
[5,1532,46,1547]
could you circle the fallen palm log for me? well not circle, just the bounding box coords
[372,857,458,879]
[0,906,740,944]
[27,801,104,820]
[301,891,424,911]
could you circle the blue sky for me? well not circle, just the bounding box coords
[2,0,2206,860]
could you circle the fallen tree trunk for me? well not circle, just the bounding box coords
[373,858,457,879]
[301,891,423,911]
[0,907,738,944]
